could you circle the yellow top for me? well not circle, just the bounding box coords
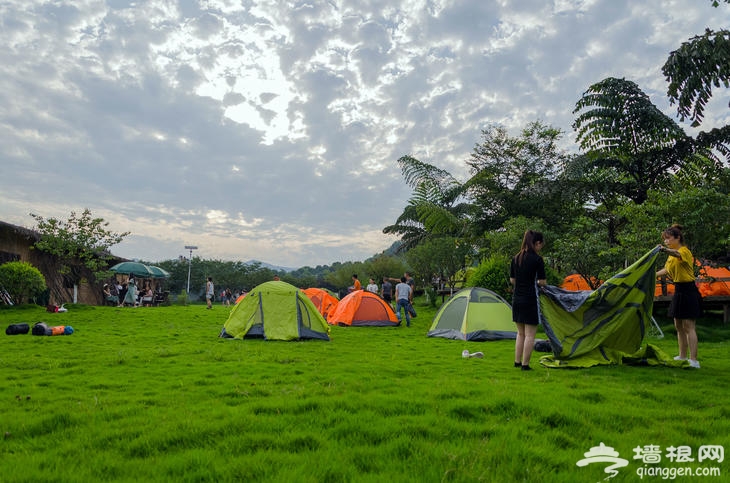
[664,246,695,283]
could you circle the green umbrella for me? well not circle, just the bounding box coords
[110,261,154,278]
[147,266,171,279]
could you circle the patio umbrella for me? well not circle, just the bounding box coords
[147,266,171,279]
[110,261,154,278]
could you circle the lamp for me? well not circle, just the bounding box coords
[184,245,198,294]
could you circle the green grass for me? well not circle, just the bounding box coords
[1,301,729,482]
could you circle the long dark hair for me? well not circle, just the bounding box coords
[515,230,544,266]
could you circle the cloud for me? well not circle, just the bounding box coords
[0,0,728,267]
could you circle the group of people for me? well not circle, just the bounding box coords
[510,225,701,371]
[103,278,158,307]
[349,272,417,327]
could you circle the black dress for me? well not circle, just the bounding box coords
[510,252,546,325]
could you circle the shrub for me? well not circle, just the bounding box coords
[177,290,188,306]
[466,254,511,300]
[0,261,47,305]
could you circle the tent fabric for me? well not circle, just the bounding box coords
[539,247,684,368]
[220,281,330,341]
[427,287,516,341]
[327,290,399,326]
[561,273,599,291]
[697,265,730,297]
[302,288,340,321]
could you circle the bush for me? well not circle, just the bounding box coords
[466,254,511,301]
[176,290,188,306]
[0,261,47,305]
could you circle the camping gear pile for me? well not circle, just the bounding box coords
[6,322,73,336]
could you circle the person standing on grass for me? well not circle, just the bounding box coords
[656,224,702,369]
[404,271,417,318]
[394,277,412,327]
[381,277,393,307]
[510,230,547,371]
[206,277,214,310]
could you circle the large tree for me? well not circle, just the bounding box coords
[31,209,129,300]
[465,121,579,233]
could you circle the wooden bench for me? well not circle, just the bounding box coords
[654,295,730,324]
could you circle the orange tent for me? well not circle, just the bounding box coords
[655,263,730,297]
[301,288,339,321]
[697,265,730,297]
[561,273,599,291]
[327,290,399,326]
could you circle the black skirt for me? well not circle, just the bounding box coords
[512,299,540,325]
[669,282,702,319]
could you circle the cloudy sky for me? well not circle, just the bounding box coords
[1,1,728,269]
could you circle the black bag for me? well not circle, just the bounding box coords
[6,323,29,335]
[32,322,51,336]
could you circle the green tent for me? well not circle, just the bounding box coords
[539,248,683,368]
[220,281,330,341]
[427,287,516,341]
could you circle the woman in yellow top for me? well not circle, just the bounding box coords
[656,224,701,368]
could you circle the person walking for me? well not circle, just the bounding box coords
[206,277,214,310]
[395,277,413,327]
[656,224,701,368]
[510,230,547,371]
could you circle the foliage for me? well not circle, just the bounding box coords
[30,209,129,284]
[0,261,46,305]
[383,155,472,250]
[572,77,718,205]
[618,188,730,262]
[324,261,366,294]
[362,254,408,287]
[466,253,512,300]
[663,28,730,128]
[465,121,580,233]
[405,237,472,291]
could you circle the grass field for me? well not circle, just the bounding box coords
[1,300,729,482]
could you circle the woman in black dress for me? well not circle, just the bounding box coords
[510,230,547,371]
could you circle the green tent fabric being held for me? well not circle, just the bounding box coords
[220,281,330,341]
[539,247,685,368]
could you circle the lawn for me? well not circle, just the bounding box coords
[1,300,728,482]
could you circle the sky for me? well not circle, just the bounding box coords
[1,0,729,269]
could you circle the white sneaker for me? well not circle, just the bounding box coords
[462,350,470,358]
[688,359,700,369]
[673,356,687,361]
[469,351,484,359]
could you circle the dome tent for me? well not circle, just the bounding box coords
[220,281,329,341]
[327,290,399,326]
[428,287,516,341]
[301,287,340,321]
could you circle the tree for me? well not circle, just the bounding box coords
[383,155,472,251]
[0,261,46,305]
[572,77,719,205]
[466,121,580,233]
[405,237,473,292]
[31,209,129,300]
[663,28,730,129]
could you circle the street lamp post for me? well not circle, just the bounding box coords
[184,245,198,294]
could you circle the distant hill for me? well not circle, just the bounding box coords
[244,259,295,273]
